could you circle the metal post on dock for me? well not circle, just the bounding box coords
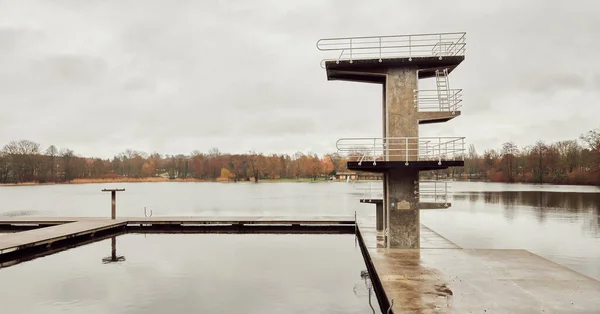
[101,188,125,219]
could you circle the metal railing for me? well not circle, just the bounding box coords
[353,180,381,200]
[417,180,451,204]
[353,180,451,204]
[414,89,463,112]
[317,32,466,66]
[337,137,466,165]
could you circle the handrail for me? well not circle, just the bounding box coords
[414,89,463,113]
[317,32,466,66]
[353,180,451,205]
[336,137,466,164]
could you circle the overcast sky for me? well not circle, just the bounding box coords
[1,0,599,158]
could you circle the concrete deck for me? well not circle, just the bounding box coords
[418,111,461,125]
[324,56,465,82]
[347,160,464,172]
[357,216,600,313]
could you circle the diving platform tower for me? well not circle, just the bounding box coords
[317,32,467,249]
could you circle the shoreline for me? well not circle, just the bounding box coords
[1,178,598,187]
[0,177,338,186]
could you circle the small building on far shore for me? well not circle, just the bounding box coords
[334,171,357,181]
[332,171,382,181]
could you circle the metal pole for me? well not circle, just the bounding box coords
[379,37,382,60]
[350,38,353,62]
[445,182,448,202]
[102,188,125,220]
[405,138,408,162]
[111,236,116,260]
[408,35,412,59]
[111,191,116,220]
[438,137,442,164]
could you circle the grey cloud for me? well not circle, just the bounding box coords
[34,54,108,84]
[523,73,588,94]
[122,76,156,92]
[0,0,599,158]
[237,112,318,136]
[0,27,45,54]
[0,28,23,52]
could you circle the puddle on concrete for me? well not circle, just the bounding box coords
[0,233,381,314]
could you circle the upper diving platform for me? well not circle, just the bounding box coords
[317,32,466,82]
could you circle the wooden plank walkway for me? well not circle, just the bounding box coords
[0,216,354,226]
[123,216,355,225]
[0,220,126,255]
[356,215,600,313]
[0,216,356,256]
[0,217,87,225]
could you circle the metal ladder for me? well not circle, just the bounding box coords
[435,68,451,111]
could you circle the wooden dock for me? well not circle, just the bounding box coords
[0,216,355,259]
[0,220,126,255]
[356,215,600,313]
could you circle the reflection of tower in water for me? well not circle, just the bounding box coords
[102,236,125,264]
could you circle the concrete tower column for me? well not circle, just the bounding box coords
[385,168,419,248]
[383,67,420,248]
[385,67,418,162]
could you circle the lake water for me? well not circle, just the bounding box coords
[0,181,599,312]
[0,233,380,314]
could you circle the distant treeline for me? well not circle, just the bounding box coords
[0,144,347,183]
[1,128,598,186]
[430,128,600,186]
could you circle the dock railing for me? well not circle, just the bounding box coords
[337,137,466,165]
[317,32,466,67]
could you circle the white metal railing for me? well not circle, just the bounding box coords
[353,180,451,204]
[317,32,466,67]
[337,137,465,165]
[414,89,463,112]
[418,180,451,204]
[353,180,381,200]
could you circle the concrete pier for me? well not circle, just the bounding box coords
[355,215,600,313]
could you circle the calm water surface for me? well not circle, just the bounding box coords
[0,234,380,314]
[0,181,599,310]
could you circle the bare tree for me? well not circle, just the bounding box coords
[501,141,519,182]
[60,148,75,182]
[45,145,58,182]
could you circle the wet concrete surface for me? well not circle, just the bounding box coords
[357,215,600,313]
